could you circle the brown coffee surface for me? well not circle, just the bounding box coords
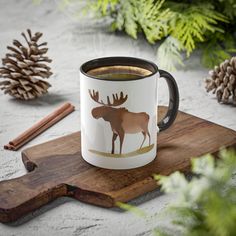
[87,65,152,80]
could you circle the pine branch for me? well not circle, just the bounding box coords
[111,0,174,43]
[213,0,236,20]
[169,3,228,56]
[120,0,137,39]
[154,149,236,236]
[116,149,236,236]
[134,0,174,43]
[156,36,184,71]
[201,33,236,68]
[41,0,236,70]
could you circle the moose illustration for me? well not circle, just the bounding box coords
[89,90,151,155]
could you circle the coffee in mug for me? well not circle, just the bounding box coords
[87,65,152,80]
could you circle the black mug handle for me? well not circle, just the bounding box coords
[158,69,179,132]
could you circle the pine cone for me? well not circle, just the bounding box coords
[205,57,236,104]
[0,29,53,100]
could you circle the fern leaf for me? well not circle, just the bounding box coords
[109,0,138,38]
[201,33,235,68]
[191,154,215,176]
[110,0,174,43]
[204,190,236,236]
[156,36,184,71]
[99,0,119,15]
[134,0,174,44]
[170,3,228,56]
[154,171,188,193]
[202,46,231,68]
[122,0,137,39]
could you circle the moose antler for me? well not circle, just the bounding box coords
[89,89,128,106]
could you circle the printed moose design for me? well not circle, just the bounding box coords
[89,90,152,156]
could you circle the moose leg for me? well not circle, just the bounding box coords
[111,133,118,154]
[118,131,125,155]
[140,131,146,149]
[147,131,151,146]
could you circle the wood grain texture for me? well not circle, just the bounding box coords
[0,106,235,223]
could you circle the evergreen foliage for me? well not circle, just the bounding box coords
[153,149,236,236]
[84,0,236,70]
[118,149,236,236]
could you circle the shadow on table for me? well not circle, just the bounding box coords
[6,197,73,226]
[5,187,164,226]
[8,92,68,107]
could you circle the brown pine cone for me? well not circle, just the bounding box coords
[0,29,53,100]
[205,57,236,104]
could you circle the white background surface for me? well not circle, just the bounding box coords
[0,1,235,236]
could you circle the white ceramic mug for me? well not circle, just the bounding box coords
[80,57,179,169]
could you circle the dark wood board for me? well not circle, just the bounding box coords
[0,106,235,223]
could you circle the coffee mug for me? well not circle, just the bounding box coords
[80,57,179,169]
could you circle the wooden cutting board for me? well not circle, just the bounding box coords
[0,106,235,223]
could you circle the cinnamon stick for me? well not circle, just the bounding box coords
[4,102,75,151]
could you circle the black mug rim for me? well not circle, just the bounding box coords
[80,56,159,81]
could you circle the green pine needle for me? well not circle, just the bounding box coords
[155,149,236,236]
[110,0,174,42]
[116,149,236,236]
[156,36,184,71]
[201,33,236,68]
[80,0,236,70]
[169,3,228,57]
